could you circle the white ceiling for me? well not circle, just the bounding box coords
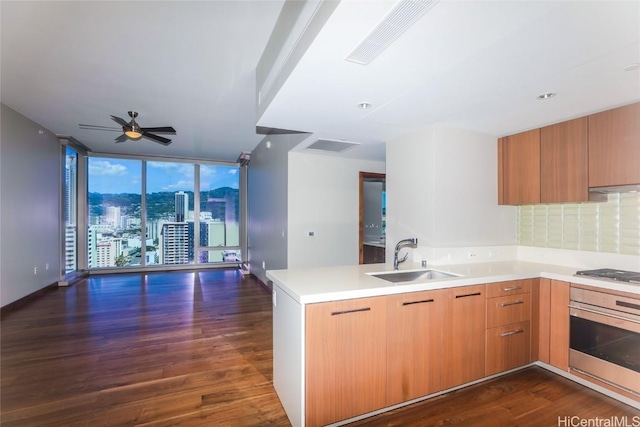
[1,1,285,161]
[2,1,640,163]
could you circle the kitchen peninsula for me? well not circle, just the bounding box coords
[267,261,640,427]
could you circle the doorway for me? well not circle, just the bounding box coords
[359,172,386,264]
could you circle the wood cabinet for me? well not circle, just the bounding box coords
[535,279,570,371]
[588,102,640,188]
[485,280,532,376]
[549,280,570,371]
[386,290,444,405]
[498,129,540,205]
[540,117,589,203]
[305,296,387,427]
[303,279,571,425]
[485,321,531,376]
[498,102,639,205]
[441,284,486,389]
[532,278,550,363]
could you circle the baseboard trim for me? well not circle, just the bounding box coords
[1,281,59,318]
[535,362,640,410]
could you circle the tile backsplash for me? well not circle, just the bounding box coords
[518,193,640,256]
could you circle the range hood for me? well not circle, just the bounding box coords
[589,184,640,194]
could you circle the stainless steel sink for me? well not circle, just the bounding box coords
[369,269,460,283]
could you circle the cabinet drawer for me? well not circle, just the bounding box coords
[486,279,531,298]
[487,293,531,328]
[485,321,531,376]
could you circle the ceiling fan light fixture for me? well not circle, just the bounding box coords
[125,130,142,139]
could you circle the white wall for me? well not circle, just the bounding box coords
[247,133,308,285]
[1,104,61,306]
[287,152,385,268]
[386,125,516,262]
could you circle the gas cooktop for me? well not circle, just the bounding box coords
[575,268,640,284]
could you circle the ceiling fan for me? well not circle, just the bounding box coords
[79,111,176,145]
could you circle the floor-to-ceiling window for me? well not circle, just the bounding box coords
[198,164,240,263]
[146,161,194,266]
[86,155,241,270]
[87,158,142,268]
[63,146,78,274]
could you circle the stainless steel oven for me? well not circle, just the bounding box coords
[569,287,640,397]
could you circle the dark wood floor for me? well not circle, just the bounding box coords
[1,270,637,426]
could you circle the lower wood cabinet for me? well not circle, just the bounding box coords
[549,280,570,371]
[486,321,531,376]
[534,278,570,371]
[305,296,387,427]
[441,284,487,389]
[304,282,541,426]
[386,289,444,405]
[485,280,532,376]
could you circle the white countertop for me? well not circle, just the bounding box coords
[266,261,640,304]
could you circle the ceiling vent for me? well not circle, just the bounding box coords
[306,139,360,153]
[345,0,440,65]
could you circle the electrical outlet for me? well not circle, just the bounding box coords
[272,289,277,307]
[262,261,266,269]
[45,263,49,270]
[467,251,477,259]
[34,267,38,275]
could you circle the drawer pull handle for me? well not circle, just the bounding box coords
[402,299,434,306]
[500,300,524,307]
[500,329,524,337]
[455,292,482,299]
[331,307,371,316]
[503,286,522,292]
[616,300,640,311]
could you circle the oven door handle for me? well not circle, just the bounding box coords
[569,304,640,325]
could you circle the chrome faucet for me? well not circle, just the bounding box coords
[393,238,418,270]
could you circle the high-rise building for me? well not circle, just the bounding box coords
[64,226,76,272]
[64,154,77,225]
[175,191,188,222]
[106,206,121,228]
[87,226,97,268]
[95,238,122,267]
[160,222,190,264]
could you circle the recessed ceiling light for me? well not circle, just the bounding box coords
[624,63,640,71]
[358,102,372,109]
[537,92,556,100]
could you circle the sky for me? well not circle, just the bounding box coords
[88,158,239,194]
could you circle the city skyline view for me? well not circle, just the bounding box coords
[78,156,241,269]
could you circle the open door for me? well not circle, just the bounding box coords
[359,172,386,264]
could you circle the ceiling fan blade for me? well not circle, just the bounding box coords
[79,124,121,132]
[79,124,120,129]
[140,126,176,134]
[110,115,128,127]
[114,134,128,143]
[142,132,172,146]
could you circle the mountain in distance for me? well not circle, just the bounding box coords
[89,187,238,221]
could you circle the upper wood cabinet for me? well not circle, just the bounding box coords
[498,102,639,205]
[588,102,640,188]
[498,129,540,205]
[540,117,589,203]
